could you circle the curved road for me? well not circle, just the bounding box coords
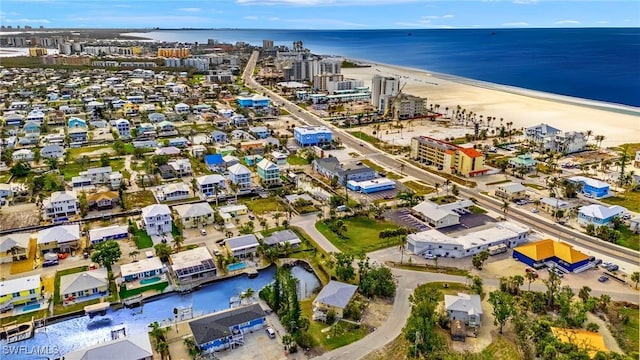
[243,52,639,360]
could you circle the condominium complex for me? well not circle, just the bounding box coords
[410,136,489,177]
[157,48,191,58]
[371,75,399,112]
[395,94,428,119]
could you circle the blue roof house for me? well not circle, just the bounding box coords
[236,95,270,109]
[568,176,609,198]
[205,154,224,171]
[68,117,87,129]
[294,126,333,147]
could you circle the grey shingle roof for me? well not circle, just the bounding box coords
[314,281,358,309]
[262,230,300,246]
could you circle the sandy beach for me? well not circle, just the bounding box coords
[341,62,640,148]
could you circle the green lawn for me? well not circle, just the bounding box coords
[123,190,157,210]
[315,216,402,254]
[361,159,383,172]
[131,223,153,249]
[608,302,639,354]
[51,265,118,315]
[523,183,547,190]
[287,155,309,166]
[388,262,469,277]
[403,180,434,195]
[416,282,470,300]
[470,205,488,214]
[430,195,458,204]
[0,172,11,183]
[67,145,112,160]
[60,159,125,181]
[301,300,369,351]
[386,172,403,180]
[120,281,168,299]
[601,191,640,213]
[242,197,285,214]
[616,225,639,251]
[349,131,382,147]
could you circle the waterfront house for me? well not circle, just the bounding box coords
[313,281,358,319]
[228,163,252,189]
[141,204,172,236]
[577,204,626,228]
[63,334,153,360]
[256,158,280,186]
[225,234,259,258]
[12,149,34,162]
[155,183,191,202]
[115,118,131,139]
[41,144,65,159]
[196,174,226,196]
[60,269,108,304]
[88,225,129,245]
[0,275,43,312]
[204,154,225,172]
[87,191,119,210]
[42,190,79,221]
[37,224,80,253]
[262,229,301,248]
[173,202,215,228]
[495,183,527,201]
[294,126,333,147]
[169,247,217,283]
[568,176,610,198]
[120,257,164,282]
[189,303,267,352]
[445,293,483,327]
[169,137,189,148]
[0,233,31,263]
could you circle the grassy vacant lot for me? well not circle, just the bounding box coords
[608,302,639,353]
[131,222,153,249]
[361,159,402,179]
[61,159,125,180]
[388,261,469,277]
[523,182,547,190]
[0,172,11,183]
[123,190,157,210]
[403,180,434,195]
[301,300,369,351]
[242,197,285,214]
[67,145,112,160]
[601,191,640,213]
[316,216,402,254]
[287,155,309,166]
[616,225,639,251]
[349,131,382,147]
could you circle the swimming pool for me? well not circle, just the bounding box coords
[227,262,247,272]
[21,303,41,312]
[139,276,161,285]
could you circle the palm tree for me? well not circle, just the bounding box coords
[129,250,140,261]
[501,201,510,218]
[585,130,593,144]
[272,212,283,227]
[525,271,536,291]
[434,183,440,195]
[172,234,184,252]
[631,271,640,290]
[184,337,202,359]
[578,286,592,303]
[444,179,451,196]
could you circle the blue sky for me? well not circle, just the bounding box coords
[1,0,638,29]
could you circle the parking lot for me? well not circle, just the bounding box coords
[363,188,398,202]
[439,214,497,234]
[385,208,430,232]
[216,328,288,360]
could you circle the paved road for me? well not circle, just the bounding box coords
[243,51,639,267]
[291,214,340,253]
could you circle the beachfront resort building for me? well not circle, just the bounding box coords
[371,75,399,112]
[407,221,529,258]
[410,136,489,177]
[293,126,333,147]
[0,275,44,312]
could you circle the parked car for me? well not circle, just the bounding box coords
[606,264,619,272]
[601,261,612,268]
[593,259,603,266]
[266,327,276,339]
[598,275,610,283]
[43,260,59,267]
[423,253,436,260]
[531,208,539,213]
[200,229,207,236]
[583,193,594,198]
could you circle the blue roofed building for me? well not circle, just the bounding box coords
[568,176,610,198]
[347,178,396,193]
[294,126,333,147]
[189,304,267,352]
[205,154,224,171]
[236,95,270,109]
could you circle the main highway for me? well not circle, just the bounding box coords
[243,51,639,267]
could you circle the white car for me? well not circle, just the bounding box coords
[423,253,436,259]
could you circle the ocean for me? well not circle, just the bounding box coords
[132,28,640,107]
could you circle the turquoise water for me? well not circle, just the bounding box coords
[21,303,41,311]
[139,276,161,285]
[227,262,247,272]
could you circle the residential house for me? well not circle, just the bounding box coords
[120,257,164,282]
[313,281,358,319]
[0,184,13,202]
[87,191,119,210]
[168,158,192,177]
[42,190,79,220]
[47,110,66,125]
[228,163,252,189]
[71,176,93,191]
[237,94,270,108]
[169,137,189,148]
[169,247,217,283]
[0,275,43,312]
[80,166,112,184]
[133,140,158,149]
[508,153,537,172]
[149,112,166,123]
[525,124,586,154]
[577,204,626,228]
[158,165,176,179]
[312,157,376,184]
[196,174,226,196]
[294,126,333,147]
[262,229,301,248]
[23,120,41,135]
[141,204,172,236]
[68,127,88,143]
[225,234,259,258]
[26,110,45,123]
[189,304,267,352]
[174,103,190,114]
[41,144,64,159]
[256,158,280,186]
[410,136,489,177]
[109,172,123,189]
[4,113,24,126]
[68,117,87,128]
[191,144,207,158]
[495,183,527,201]
[138,123,156,137]
[0,233,31,263]
[155,183,191,202]
[88,225,129,245]
[210,130,228,143]
[60,269,108,304]
[218,204,248,217]
[568,176,610,198]
[63,334,153,360]
[155,146,181,157]
[115,118,131,139]
[445,293,483,327]
[539,197,578,215]
[244,154,263,166]
[248,126,270,139]
[204,154,225,172]
[12,149,34,162]
[223,154,240,168]
[270,151,288,166]
[231,114,248,127]
[525,123,561,149]
[37,224,80,253]
[173,202,215,228]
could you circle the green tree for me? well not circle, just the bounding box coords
[543,267,562,308]
[10,161,31,177]
[183,337,202,359]
[525,271,537,291]
[334,252,355,282]
[113,140,125,155]
[578,286,592,303]
[404,285,445,357]
[78,192,88,217]
[100,153,110,167]
[488,290,514,334]
[153,243,173,262]
[631,271,640,290]
[90,240,122,274]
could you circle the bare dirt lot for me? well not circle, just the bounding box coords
[0,203,40,230]
[361,297,394,329]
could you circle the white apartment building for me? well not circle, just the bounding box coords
[42,191,79,220]
[141,204,172,236]
[371,75,399,112]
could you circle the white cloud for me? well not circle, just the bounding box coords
[421,14,454,20]
[513,0,538,4]
[2,18,50,23]
[237,0,418,6]
[442,14,454,19]
[113,4,132,8]
[268,17,280,21]
[556,20,580,24]
[502,22,529,26]
[65,15,211,26]
[178,7,201,12]
[244,15,259,20]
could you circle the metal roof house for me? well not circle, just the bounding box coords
[262,230,301,247]
[63,333,153,360]
[225,234,259,258]
[313,281,358,319]
[445,293,483,327]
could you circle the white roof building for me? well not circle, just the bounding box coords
[120,257,164,279]
[0,275,41,298]
[141,204,171,219]
[60,269,108,296]
[63,334,153,360]
[173,202,214,219]
[37,224,80,245]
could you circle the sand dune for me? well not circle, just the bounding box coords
[341,62,640,148]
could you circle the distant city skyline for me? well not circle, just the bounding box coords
[0,0,638,30]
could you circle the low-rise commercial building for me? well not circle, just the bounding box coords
[495,183,527,201]
[513,239,592,273]
[577,204,626,228]
[411,199,474,229]
[294,126,333,147]
[410,136,488,177]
